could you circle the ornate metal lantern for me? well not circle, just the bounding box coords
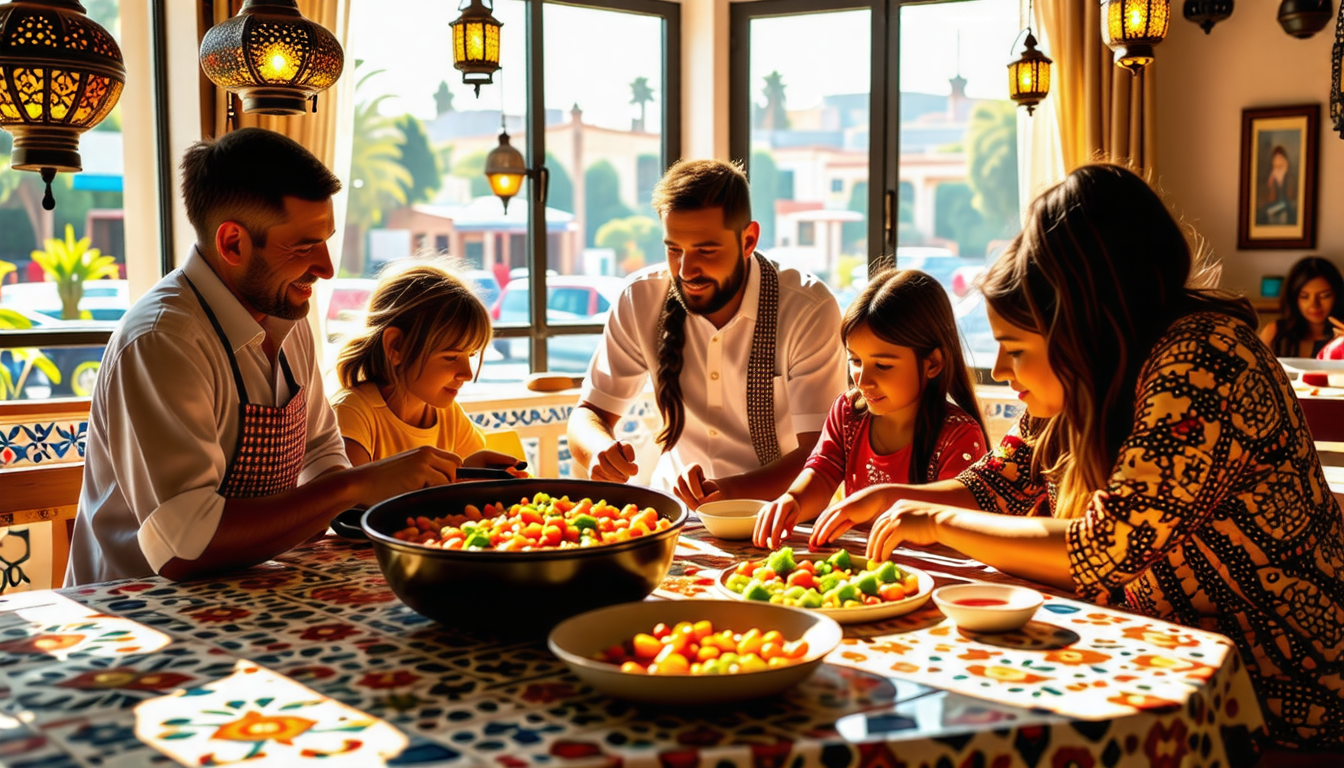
[1183,0,1233,34]
[1331,1,1344,137]
[1008,30,1052,116]
[1278,0,1333,39]
[451,0,502,98]
[199,0,345,116]
[0,0,125,210]
[484,130,526,212]
[1101,0,1171,73]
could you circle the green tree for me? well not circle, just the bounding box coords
[395,114,440,205]
[966,101,1020,233]
[595,215,658,274]
[346,65,413,274]
[584,160,633,245]
[451,150,494,198]
[750,150,780,249]
[934,182,997,259]
[433,80,455,116]
[842,180,867,254]
[544,152,574,213]
[30,224,120,320]
[629,76,654,132]
[758,71,790,131]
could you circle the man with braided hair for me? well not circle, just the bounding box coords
[567,159,845,509]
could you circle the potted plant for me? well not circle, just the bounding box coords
[30,225,119,321]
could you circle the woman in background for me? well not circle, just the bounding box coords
[1259,256,1344,358]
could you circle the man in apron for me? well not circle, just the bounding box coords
[66,128,461,586]
[567,159,846,509]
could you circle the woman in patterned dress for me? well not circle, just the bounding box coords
[810,164,1344,750]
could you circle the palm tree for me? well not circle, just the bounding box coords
[344,65,413,275]
[759,71,790,131]
[30,224,120,320]
[629,76,655,132]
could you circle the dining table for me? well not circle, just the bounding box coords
[0,515,1268,768]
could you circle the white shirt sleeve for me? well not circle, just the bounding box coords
[102,330,231,574]
[580,282,654,417]
[292,322,351,483]
[781,289,846,436]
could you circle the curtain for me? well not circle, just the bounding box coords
[1034,0,1158,178]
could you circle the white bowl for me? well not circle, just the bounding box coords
[547,599,842,705]
[931,584,1043,633]
[695,499,768,540]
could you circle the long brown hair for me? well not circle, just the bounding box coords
[335,259,493,399]
[1271,256,1344,356]
[649,159,752,451]
[979,163,1255,516]
[842,268,986,482]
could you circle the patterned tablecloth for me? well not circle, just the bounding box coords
[0,520,1267,768]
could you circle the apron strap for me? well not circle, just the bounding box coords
[185,275,250,405]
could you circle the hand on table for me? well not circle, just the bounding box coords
[589,440,638,483]
[754,493,801,549]
[865,499,946,562]
[356,446,461,502]
[808,484,896,548]
[674,464,722,510]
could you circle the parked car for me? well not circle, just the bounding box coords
[851,249,984,299]
[0,306,119,398]
[490,275,627,372]
[1,279,129,321]
[462,269,501,308]
[324,278,376,344]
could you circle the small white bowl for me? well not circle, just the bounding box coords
[548,599,842,705]
[931,584,1043,633]
[696,499,768,540]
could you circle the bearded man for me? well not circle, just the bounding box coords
[567,159,845,509]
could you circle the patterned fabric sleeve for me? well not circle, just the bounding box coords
[1066,315,1254,605]
[802,394,850,488]
[955,413,1051,516]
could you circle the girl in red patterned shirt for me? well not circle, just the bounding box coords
[754,268,987,548]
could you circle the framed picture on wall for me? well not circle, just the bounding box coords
[1238,104,1319,250]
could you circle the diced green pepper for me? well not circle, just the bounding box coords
[798,590,825,609]
[784,586,808,600]
[817,573,841,592]
[573,514,599,531]
[766,547,796,576]
[834,582,858,603]
[854,572,881,596]
[827,550,851,570]
[874,561,899,583]
[742,579,772,602]
[814,561,833,576]
[463,531,493,549]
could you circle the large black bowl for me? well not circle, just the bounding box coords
[361,479,687,634]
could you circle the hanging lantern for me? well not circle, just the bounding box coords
[1183,0,1233,34]
[1278,0,1333,39]
[199,0,345,116]
[484,130,526,212]
[1007,31,1052,116]
[1101,0,1171,73]
[451,0,502,98]
[1331,0,1343,137]
[0,0,125,211]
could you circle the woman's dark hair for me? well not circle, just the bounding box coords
[1270,256,1344,356]
[842,268,986,482]
[979,163,1255,515]
[648,159,752,451]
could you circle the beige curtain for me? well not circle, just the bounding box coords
[199,0,351,172]
[1035,0,1158,177]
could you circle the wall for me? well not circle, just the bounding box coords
[1157,10,1343,298]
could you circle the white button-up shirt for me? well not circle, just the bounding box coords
[66,251,349,586]
[581,256,846,490]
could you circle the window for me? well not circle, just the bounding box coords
[731,0,1022,374]
[333,0,680,385]
[1,1,146,402]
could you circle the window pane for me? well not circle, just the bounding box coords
[899,0,1022,372]
[333,0,530,381]
[1,1,127,401]
[747,9,871,311]
[543,3,663,338]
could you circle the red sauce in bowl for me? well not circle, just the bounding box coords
[952,598,1009,607]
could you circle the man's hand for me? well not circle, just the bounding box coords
[754,492,800,549]
[865,499,945,562]
[674,464,722,510]
[353,446,461,504]
[809,484,898,548]
[589,440,638,483]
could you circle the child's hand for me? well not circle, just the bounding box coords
[754,493,801,549]
[809,485,897,548]
[865,500,944,562]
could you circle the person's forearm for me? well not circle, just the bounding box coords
[159,469,361,581]
[932,507,1076,591]
[881,479,979,510]
[719,443,814,501]
[788,469,839,524]
[566,406,617,478]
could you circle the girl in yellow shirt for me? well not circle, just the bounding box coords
[331,261,519,471]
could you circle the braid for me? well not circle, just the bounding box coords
[654,288,689,451]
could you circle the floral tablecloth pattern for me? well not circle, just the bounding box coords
[0,522,1267,768]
